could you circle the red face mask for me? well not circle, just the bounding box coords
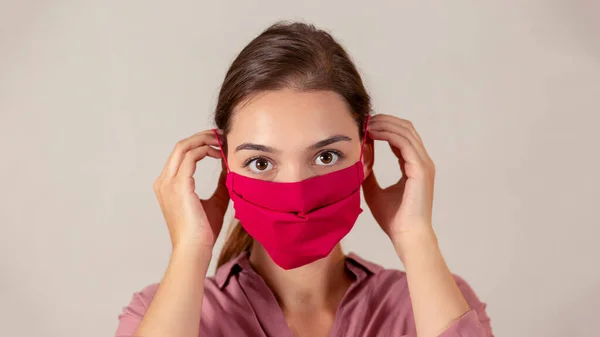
[213,117,368,270]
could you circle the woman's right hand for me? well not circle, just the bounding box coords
[153,130,230,251]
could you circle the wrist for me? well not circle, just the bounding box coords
[391,226,439,264]
[172,240,214,262]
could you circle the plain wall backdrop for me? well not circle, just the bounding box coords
[1,1,599,336]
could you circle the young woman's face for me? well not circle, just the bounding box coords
[226,89,364,182]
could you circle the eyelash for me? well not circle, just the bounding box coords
[241,149,346,169]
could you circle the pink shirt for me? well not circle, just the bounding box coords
[115,252,493,336]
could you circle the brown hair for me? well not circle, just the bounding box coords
[215,21,372,268]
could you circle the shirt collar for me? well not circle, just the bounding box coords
[345,251,384,277]
[215,251,384,290]
[215,251,251,289]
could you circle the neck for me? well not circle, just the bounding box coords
[248,242,353,314]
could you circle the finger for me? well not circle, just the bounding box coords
[176,145,222,179]
[369,114,422,141]
[159,130,207,179]
[395,142,407,176]
[368,119,429,161]
[163,131,220,179]
[368,129,422,166]
[369,114,423,144]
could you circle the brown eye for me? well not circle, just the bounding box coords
[315,151,339,166]
[320,152,333,164]
[255,159,269,170]
[248,158,273,173]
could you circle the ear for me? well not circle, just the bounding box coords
[361,136,375,179]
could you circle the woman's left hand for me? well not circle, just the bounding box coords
[362,114,437,251]
[364,115,474,337]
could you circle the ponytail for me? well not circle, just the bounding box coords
[217,219,253,268]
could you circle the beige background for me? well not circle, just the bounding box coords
[1,1,599,336]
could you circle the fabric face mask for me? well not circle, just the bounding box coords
[213,118,368,270]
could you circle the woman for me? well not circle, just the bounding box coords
[115,22,493,337]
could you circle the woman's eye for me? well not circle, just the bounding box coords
[315,151,340,166]
[248,158,273,173]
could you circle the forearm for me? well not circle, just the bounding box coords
[394,228,470,337]
[134,245,212,337]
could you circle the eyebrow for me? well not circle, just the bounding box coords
[235,143,278,153]
[308,135,352,150]
[235,135,352,153]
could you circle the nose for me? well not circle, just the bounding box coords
[274,164,315,183]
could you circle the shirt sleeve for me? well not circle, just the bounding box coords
[437,275,494,337]
[114,284,158,337]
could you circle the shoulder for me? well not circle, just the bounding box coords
[114,278,226,337]
[348,255,490,335]
[126,282,160,308]
[114,283,159,336]
[118,276,226,312]
[450,274,488,311]
[367,267,486,309]
[348,254,486,312]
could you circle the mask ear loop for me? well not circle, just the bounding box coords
[212,129,230,173]
[359,114,370,162]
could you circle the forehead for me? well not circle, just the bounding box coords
[228,89,358,145]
